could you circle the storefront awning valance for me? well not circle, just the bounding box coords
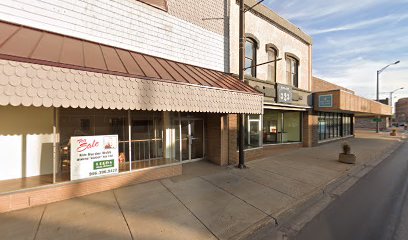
[0,21,262,114]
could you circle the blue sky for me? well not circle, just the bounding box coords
[265,0,408,103]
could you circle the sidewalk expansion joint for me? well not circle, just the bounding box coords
[198,176,279,237]
[229,170,296,200]
[112,190,134,240]
[260,168,319,188]
[33,205,47,240]
[159,180,219,240]
[199,176,271,217]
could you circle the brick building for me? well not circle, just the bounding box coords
[312,77,392,144]
[0,0,393,213]
[395,98,408,123]
[226,0,314,163]
[0,0,264,212]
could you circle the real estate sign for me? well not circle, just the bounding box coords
[70,135,119,181]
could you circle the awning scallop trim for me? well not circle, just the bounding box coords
[0,60,263,114]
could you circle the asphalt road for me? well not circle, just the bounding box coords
[294,140,408,240]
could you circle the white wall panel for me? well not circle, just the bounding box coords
[0,0,226,71]
[0,135,22,181]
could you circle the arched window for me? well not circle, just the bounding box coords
[267,47,277,82]
[245,38,257,77]
[286,55,299,87]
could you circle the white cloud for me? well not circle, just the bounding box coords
[266,0,408,103]
[315,58,408,103]
[308,14,408,35]
[268,0,390,21]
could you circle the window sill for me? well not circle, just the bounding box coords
[262,141,302,146]
[318,135,354,144]
[236,146,263,152]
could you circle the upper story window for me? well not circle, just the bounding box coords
[286,56,299,87]
[267,47,277,82]
[245,38,257,77]
[137,0,168,11]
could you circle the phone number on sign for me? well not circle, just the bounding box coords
[89,168,118,177]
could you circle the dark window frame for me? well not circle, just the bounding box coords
[285,54,299,88]
[266,47,277,82]
[245,38,257,77]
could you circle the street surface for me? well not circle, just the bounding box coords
[293,140,408,240]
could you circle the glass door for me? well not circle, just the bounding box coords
[181,120,190,161]
[178,119,204,161]
[190,120,204,160]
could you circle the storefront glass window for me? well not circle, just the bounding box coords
[238,115,262,149]
[283,111,301,142]
[58,109,180,183]
[245,115,262,149]
[59,108,129,182]
[263,110,282,144]
[318,112,353,141]
[0,106,55,193]
[130,111,164,169]
[263,110,302,145]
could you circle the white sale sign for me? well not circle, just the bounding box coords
[70,135,119,181]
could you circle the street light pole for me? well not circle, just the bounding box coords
[238,0,245,169]
[389,87,404,108]
[237,0,265,169]
[376,60,400,133]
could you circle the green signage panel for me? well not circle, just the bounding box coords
[93,160,115,170]
[318,94,333,108]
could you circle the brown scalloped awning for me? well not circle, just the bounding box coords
[0,21,258,94]
[0,21,263,114]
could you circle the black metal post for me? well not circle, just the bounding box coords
[376,70,380,133]
[238,0,246,169]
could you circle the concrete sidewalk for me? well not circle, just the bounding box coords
[1,130,405,240]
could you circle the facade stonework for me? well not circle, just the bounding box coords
[229,1,312,90]
[228,0,313,159]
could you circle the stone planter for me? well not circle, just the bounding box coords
[390,131,397,136]
[339,153,356,164]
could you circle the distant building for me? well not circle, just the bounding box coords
[396,98,408,123]
[312,77,392,141]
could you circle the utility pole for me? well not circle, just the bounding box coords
[237,0,246,169]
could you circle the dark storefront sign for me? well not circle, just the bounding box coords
[319,94,333,107]
[277,84,293,103]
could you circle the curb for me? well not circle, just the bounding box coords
[241,137,406,240]
[277,138,406,239]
